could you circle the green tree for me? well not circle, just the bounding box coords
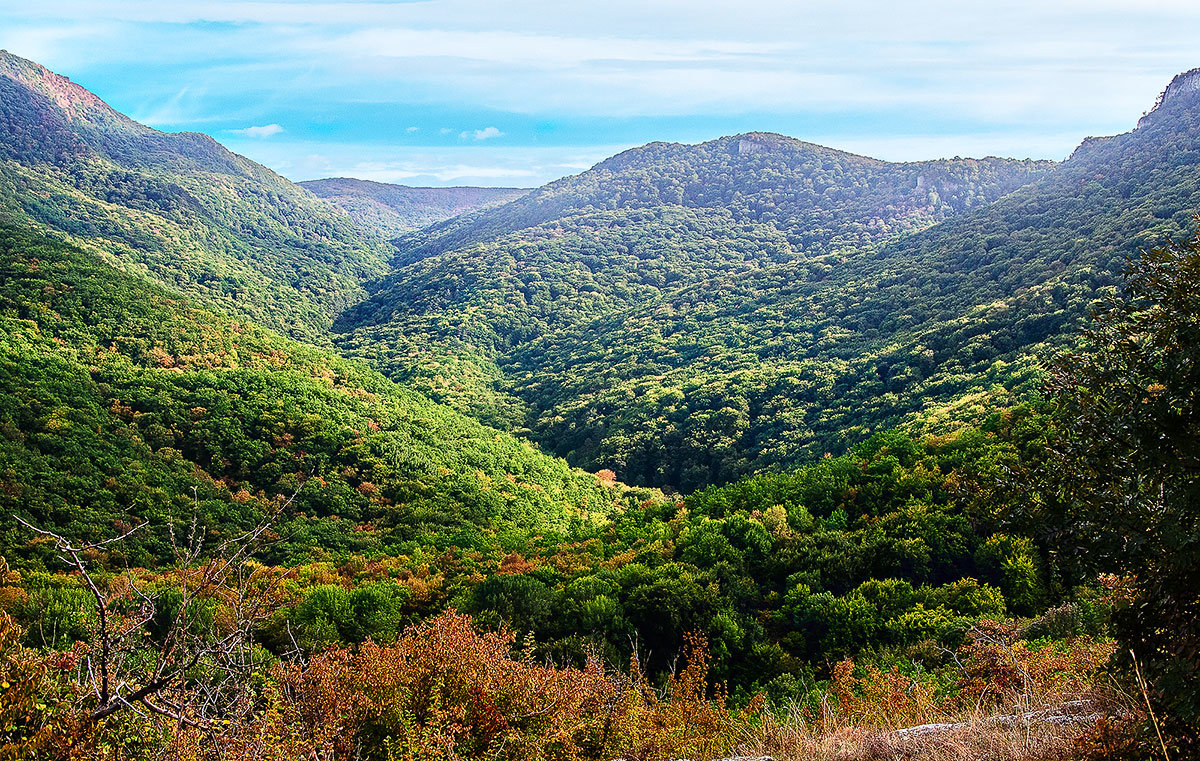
[1048,231,1200,749]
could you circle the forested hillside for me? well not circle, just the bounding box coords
[333,137,1051,438]
[335,85,1200,491]
[301,178,527,236]
[387,133,1051,264]
[0,220,633,568]
[0,194,1115,706]
[0,51,391,342]
[0,53,1197,761]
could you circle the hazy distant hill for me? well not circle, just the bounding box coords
[386,132,1050,265]
[334,77,1200,491]
[0,50,390,342]
[301,178,527,236]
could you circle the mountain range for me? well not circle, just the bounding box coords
[1,50,1198,748]
[301,178,527,237]
[332,77,1200,490]
[3,46,1199,515]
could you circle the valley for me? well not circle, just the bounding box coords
[0,49,1196,761]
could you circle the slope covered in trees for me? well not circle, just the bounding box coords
[0,220,633,569]
[301,178,527,237]
[0,201,1106,689]
[0,53,1193,760]
[335,77,1200,491]
[0,51,391,342]
[386,133,1052,264]
[0,227,1171,761]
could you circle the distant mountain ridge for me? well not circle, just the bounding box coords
[330,133,1052,425]
[387,131,1051,266]
[301,178,527,236]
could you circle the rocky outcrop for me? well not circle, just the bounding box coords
[1138,67,1200,128]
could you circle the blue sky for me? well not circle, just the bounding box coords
[2,1,1199,187]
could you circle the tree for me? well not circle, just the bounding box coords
[1047,229,1200,749]
[13,487,293,728]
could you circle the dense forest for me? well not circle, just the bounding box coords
[0,51,1198,760]
[333,92,1200,493]
[0,220,638,561]
[333,136,1053,444]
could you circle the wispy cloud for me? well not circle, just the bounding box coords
[461,126,503,141]
[224,140,625,186]
[232,123,284,138]
[317,26,784,68]
[131,86,203,127]
[4,0,1200,185]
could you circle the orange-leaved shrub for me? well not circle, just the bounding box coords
[0,612,81,761]
[170,611,760,761]
[954,620,1116,708]
[825,659,942,731]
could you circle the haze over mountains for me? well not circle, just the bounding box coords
[300,178,527,237]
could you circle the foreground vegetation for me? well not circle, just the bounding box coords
[0,607,1128,761]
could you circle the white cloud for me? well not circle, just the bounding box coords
[232,123,284,138]
[221,139,628,187]
[7,0,1200,179]
[461,126,503,141]
[319,26,784,68]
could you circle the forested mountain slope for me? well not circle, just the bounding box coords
[0,51,390,342]
[0,219,630,567]
[301,178,527,237]
[386,133,1052,264]
[504,88,1200,490]
[334,135,1051,435]
[335,74,1200,491]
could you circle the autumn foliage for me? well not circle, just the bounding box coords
[0,610,759,761]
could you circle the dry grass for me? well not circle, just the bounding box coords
[737,698,1132,761]
[729,623,1136,761]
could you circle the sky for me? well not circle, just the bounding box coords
[2,1,1199,187]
